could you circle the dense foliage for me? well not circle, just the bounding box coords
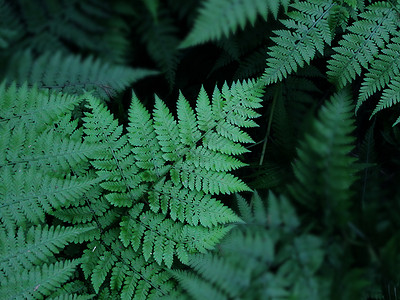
[1,0,400,299]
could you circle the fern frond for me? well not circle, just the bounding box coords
[180,0,290,48]
[171,191,327,300]
[358,36,400,112]
[0,83,94,174]
[288,89,357,226]
[6,51,157,99]
[120,203,232,267]
[81,232,181,299]
[83,94,146,207]
[262,0,334,85]
[0,166,98,227]
[14,0,115,55]
[0,82,80,128]
[1,128,96,172]
[82,80,262,268]
[0,225,93,278]
[327,1,399,88]
[0,84,101,229]
[371,77,400,117]
[149,180,241,227]
[50,193,109,225]
[48,280,94,299]
[0,0,22,49]
[48,294,94,300]
[137,9,180,86]
[127,80,262,195]
[0,259,81,299]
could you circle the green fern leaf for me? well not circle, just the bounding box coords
[0,82,80,129]
[177,93,202,146]
[0,84,100,229]
[0,225,93,278]
[0,168,98,227]
[48,295,94,300]
[82,235,179,299]
[6,51,158,100]
[262,0,334,85]
[47,280,94,299]
[358,36,400,112]
[128,94,167,180]
[171,191,327,300]
[151,180,221,225]
[77,79,262,291]
[327,2,399,88]
[288,89,357,227]
[120,203,232,267]
[0,259,81,299]
[110,262,129,291]
[153,96,183,161]
[138,9,180,86]
[84,94,146,207]
[371,78,400,118]
[92,251,118,293]
[180,0,290,48]
[0,0,22,49]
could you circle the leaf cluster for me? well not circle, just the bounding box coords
[2,0,400,299]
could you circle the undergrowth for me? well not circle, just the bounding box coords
[1,0,400,299]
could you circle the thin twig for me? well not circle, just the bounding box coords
[259,85,280,165]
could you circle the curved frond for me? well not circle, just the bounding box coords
[170,191,327,300]
[6,51,158,100]
[81,80,262,269]
[358,36,400,111]
[0,0,23,49]
[327,2,399,88]
[180,0,290,48]
[138,9,180,86]
[0,83,98,229]
[0,225,93,278]
[371,78,400,117]
[0,82,80,128]
[288,89,357,226]
[262,0,334,84]
[0,259,81,299]
[81,232,182,299]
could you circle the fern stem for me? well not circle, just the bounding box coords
[259,85,280,165]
